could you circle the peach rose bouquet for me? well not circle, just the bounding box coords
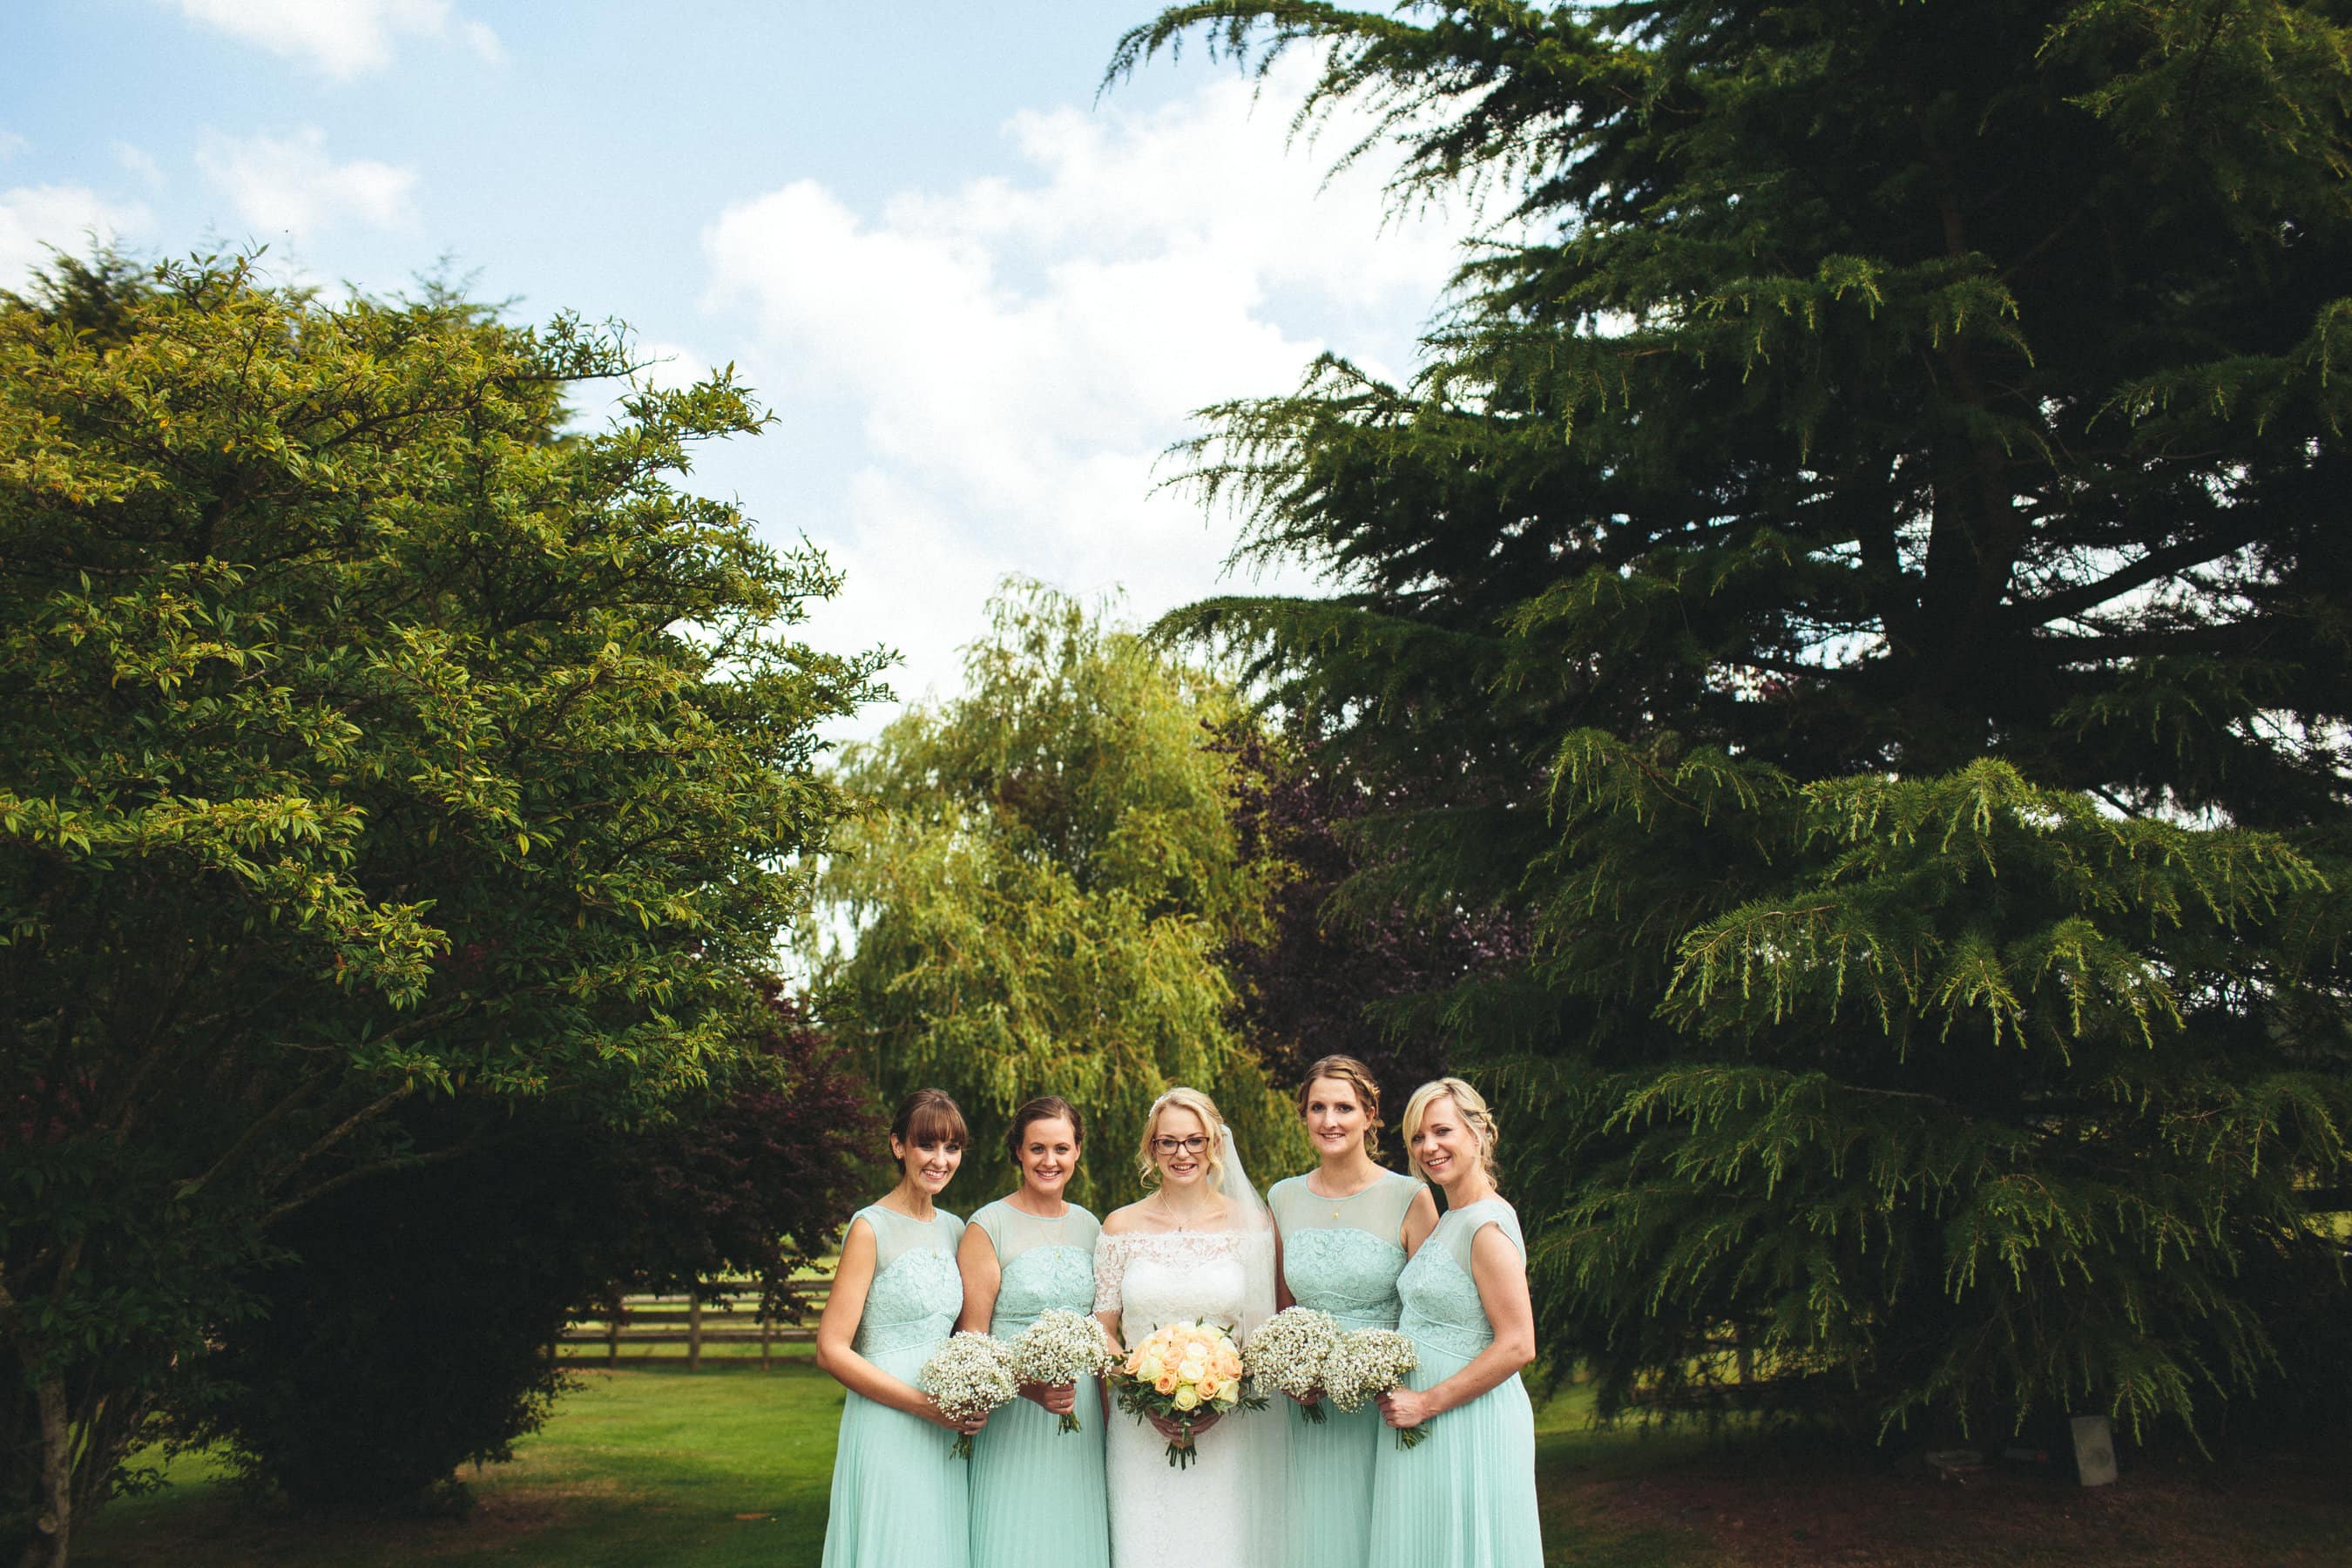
[1108,1318,1262,1469]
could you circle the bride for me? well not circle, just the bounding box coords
[1093,1088,1287,1568]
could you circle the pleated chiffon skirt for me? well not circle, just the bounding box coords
[821,1340,970,1567]
[1366,1342,1544,1568]
[1285,1395,1384,1568]
[970,1373,1110,1568]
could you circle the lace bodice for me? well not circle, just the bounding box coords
[1396,1197,1524,1361]
[973,1198,1101,1335]
[1269,1170,1422,1329]
[849,1204,966,1357]
[1093,1228,1270,1344]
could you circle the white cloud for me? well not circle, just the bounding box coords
[114,142,166,188]
[705,55,1477,727]
[0,185,152,290]
[168,0,501,79]
[0,132,29,161]
[197,128,418,237]
[630,340,714,395]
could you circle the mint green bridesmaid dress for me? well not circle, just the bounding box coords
[968,1200,1110,1568]
[1269,1170,1423,1568]
[1367,1197,1543,1568]
[821,1204,970,1568]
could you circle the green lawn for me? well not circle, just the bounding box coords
[76,1365,2352,1567]
[82,1362,841,1568]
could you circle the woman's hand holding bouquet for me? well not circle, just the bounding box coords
[1009,1308,1117,1434]
[1242,1306,1344,1424]
[918,1330,1017,1459]
[1108,1319,1263,1469]
[1326,1327,1429,1449]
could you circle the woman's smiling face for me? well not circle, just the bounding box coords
[1150,1105,1210,1189]
[1302,1075,1371,1161]
[1410,1095,1477,1186]
[894,1128,963,1195]
[1017,1115,1079,1199]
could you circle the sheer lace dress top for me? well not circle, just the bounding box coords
[972,1199,1101,1335]
[1268,1170,1423,1328]
[1092,1224,1273,1340]
[849,1203,966,1357]
[1395,1197,1524,1360]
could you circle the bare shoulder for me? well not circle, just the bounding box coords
[1100,1201,1150,1236]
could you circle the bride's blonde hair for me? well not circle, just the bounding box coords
[1135,1086,1229,1186]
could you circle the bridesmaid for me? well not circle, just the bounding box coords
[816,1088,983,1568]
[1368,1077,1543,1568]
[1267,1055,1438,1568]
[959,1096,1111,1568]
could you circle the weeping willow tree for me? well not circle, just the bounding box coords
[1112,1,2352,1439]
[813,584,1304,1207]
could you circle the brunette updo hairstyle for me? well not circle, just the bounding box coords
[1296,1054,1385,1157]
[1004,1094,1085,1164]
[890,1087,968,1151]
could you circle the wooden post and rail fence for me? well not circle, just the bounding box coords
[558,1273,833,1370]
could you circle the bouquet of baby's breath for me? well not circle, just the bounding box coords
[1243,1306,1344,1424]
[1325,1327,1428,1448]
[919,1330,1017,1459]
[1010,1308,1116,1434]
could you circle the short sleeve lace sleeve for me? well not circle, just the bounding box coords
[1092,1233,1127,1314]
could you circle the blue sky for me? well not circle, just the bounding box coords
[4,1,1470,733]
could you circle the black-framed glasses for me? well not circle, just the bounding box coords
[1151,1135,1210,1156]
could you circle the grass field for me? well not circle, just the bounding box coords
[76,1361,2352,1567]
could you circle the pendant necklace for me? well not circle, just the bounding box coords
[1315,1173,1366,1225]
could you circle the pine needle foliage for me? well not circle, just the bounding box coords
[1113,2,2352,1438]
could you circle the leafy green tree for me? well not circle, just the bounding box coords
[0,253,880,1562]
[815,583,1305,1207]
[172,983,882,1512]
[1115,2,2352,1439]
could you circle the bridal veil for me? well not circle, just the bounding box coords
[1214,1125,1289,1567]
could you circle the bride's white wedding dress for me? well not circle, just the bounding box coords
[1093,1165,1286,1567]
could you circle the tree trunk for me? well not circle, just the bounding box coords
[18,1377,71,1568]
